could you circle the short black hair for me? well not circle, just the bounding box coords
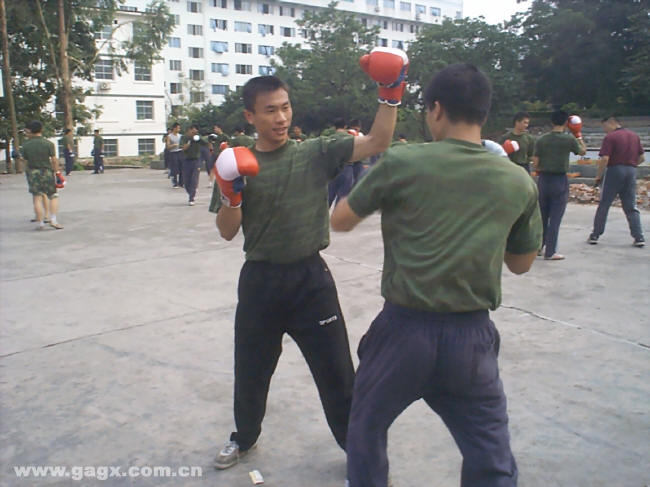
[333,117,346,129]
[172,122,180,129]
[513,111,530,124]
[349,119,361,128]
[601,115,619,124]
[27,120,43,133]
[189,123,200,131]
[398,133,406,139]
[63,128,71,134]
[423,63,492,125]
[551,110,569,126]
[94,129,99,134]
[234,126,243,133]
[242,76,289,112]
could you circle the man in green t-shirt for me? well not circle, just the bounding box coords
[290,125,307,142]
[210,47,408,471]
[92,129,104,174]
[498,111,535,172]
[533,110,586,260]
[22,120,64,230]
[180,124,209,206]
[230,127,255,148]
[60,128,75,175]
[331,63,542,487]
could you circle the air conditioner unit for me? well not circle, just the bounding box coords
[374,6,380,12]
[98,82,110,91]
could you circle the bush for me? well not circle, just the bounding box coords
[72,162,85,171]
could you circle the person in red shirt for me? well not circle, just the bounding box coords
[588,116,645,247]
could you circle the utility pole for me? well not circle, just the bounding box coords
[0,0,20,173]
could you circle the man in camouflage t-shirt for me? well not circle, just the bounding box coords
[332,64,541,487]
[499,111,535,172]
[210,48,408,471]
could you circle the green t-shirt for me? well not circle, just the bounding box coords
[60,134,73,151]
[347,139,542,313]
[498,131,535,167]
[181,135,209,160]
[209,136,355,263]
[231,134,255,148]
[22,136,55,170]
[534,131,581,174]
[93,135,103,150]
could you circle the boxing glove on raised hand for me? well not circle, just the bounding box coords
[483,139,508,157]
[219,141,229,151]
[502,139,520,155]
[567,115,583,139]
[55,171,66,189]
[359,47,409,106]
[215,147,259,208]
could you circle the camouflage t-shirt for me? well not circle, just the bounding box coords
[534,131,581,174]
[347,138,542,312]
[22,136,55,170]
[210,136,355,263]
[231,134,255,148]
[181,135,209,160]
[93,135,103,150]
[498,131,535,167]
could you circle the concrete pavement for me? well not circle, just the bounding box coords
[1,168,648,487]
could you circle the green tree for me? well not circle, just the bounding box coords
[0,0,173,136]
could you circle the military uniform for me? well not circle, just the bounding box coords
[209,135,356,452]
[345,139,542,487]
[498,130,535,172]
[93,134,104,173]
[181,135,209,203]
[22,136,57,199]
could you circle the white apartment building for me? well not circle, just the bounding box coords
[73,0,462,157]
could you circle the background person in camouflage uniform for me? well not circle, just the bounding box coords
[92,129,104,174]
[22,120,63,230]
[331,63,542,487]
[499,111,535,173]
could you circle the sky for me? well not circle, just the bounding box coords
[462,0,530,25]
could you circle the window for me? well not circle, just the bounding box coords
[138,138,155,155]
[361,19,367,27]
[211,41,228,53]
[392,22,404,32]
[189,69,204,81]
[103,139,118,157]
[172,14,180,25]
[392,40,404,49]
[378,37,388,47]
[169,82,182,94]
[210,18,227,30]
[95,59,113,80]
[169,59,182,71]
[258,45,274,56]
[456,10,462,19]
[281,26,295,37]
[235,43,252,54]
[258,3,271,14]
[187,1,201,12]
[211,63,229,75]
[136,100,154,120]
[258,23,274,35]
[188,47,204,58]
[383,20,388,29]
[134,62,151,81]
[234,21,251,33]
[279,6,295,16]
[415,4,425,14]
[212,84,228,95]
[235,64,252,75]
[400,1,411,11]
[430,7,441,16]
[258,65,274,76]
[211,0,226,6]
[187,25,203,36]
[168,37,181,48]
[383,0,394,8]
[94,25,112,40]
[190,91,205,103]
[234,0,251,10]
[366,0,378,6]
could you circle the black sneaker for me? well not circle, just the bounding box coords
[587,234,598,245]
[633,237,645,247]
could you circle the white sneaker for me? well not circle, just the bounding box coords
[214,440,255,470]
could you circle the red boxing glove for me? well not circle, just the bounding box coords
[359,47,409,106]
[502,139,520,155]
[567,115,583,139]
[215,147,259,208]
[55,171,66,189]
[219,141,229,151]
[347,129,359,137]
